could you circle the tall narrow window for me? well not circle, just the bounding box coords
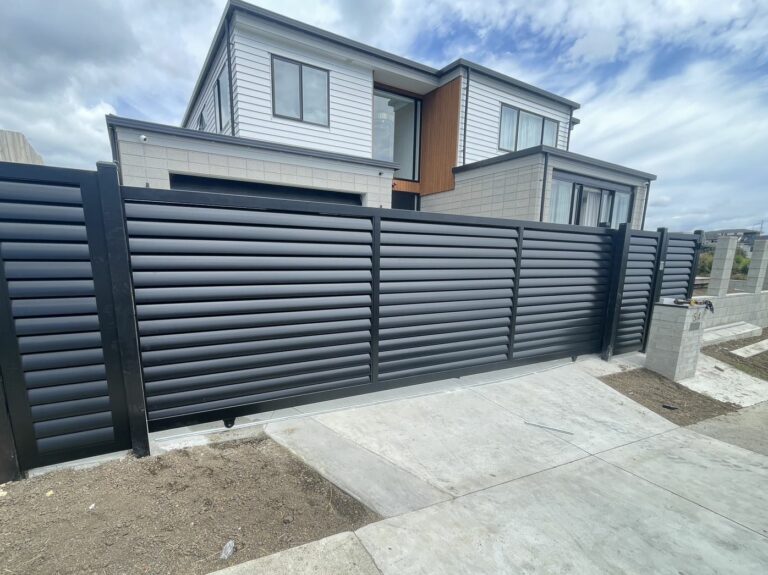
[499,105,518,151]
[272,56,329,126]
[542,118,558,146]
[579,186,602,227]
[517,111,544,150]
[372,89,421,181]
[216,66,231,133]
[550,179,573,224]
[196,111,205,131]
[612,191,631,228]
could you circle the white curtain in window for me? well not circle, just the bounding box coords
[542,119,558,146]
[517,111,543,149]
[612,192,631,227]
[579,187,601,227]
[499,106,518,150]
[550,179,572,224]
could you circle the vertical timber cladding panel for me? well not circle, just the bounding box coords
[0,181,119,456]
[514,227,613,360]
[124,201,374,421]
[614,232,658,354]
[379,219,517,380]
[660,233,697,299]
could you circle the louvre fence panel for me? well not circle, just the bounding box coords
[514,228,613,361]
[659,233,699,300]
[378,219,517,381]
[0,169,130,472]
[614,232,658,354]
[124,200,375,421]
[1,162,706,474]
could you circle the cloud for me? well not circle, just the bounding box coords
[0,0,765,231]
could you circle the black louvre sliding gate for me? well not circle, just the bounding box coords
[0,161,702,478]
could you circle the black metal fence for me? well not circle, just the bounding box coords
[0,161,702,479]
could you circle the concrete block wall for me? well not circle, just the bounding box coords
[114,126,394,208]
[699,238,768,329]
[646,304,706,381]
[420,156,544,220]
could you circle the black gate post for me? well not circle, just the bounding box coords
[96,162,149,457]
[687,229,704,298]
[601,223,632,360]
[507,225,524,361]
[370,214,381,386]
[0,373,20,482]
[642,227,669,352]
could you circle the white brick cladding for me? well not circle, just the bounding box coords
[646,304,706,381]
[420,155,544,220]
[114,126,393,208]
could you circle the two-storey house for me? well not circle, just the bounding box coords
[107,0,655,229]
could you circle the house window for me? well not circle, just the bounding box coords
[372,89,421,181]
[215,66,231,133]
[550,174,633,228]
[196,111,206,131]
[499,105,559,152]
[271,55,329,126]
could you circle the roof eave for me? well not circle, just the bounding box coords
[453,145,656,181]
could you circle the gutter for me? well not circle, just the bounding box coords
[106,115,399,171]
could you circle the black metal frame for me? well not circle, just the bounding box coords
[688,229,705,298]
[373,87,422,182]
[0,162,135,471]
[270,54,330,127]
[601,223,632,360]
[642,227,669,352]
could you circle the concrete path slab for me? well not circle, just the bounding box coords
[703,321,761,345]
[731,338,768,358]
[291,378,463,415]
[601,427,768,536]
[680,354,768,406]
[687,402,768,456]
[357,457,768,574]
[266,418,450,517]
[316,389,587,496]
[576,352,645,378]
[213,532,381,575]
[476,366,676,453]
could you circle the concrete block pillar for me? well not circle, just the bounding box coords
[745,239,768,293]
[646,303,707,381]
[707,236,738,297]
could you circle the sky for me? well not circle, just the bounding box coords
[1,0,766,232]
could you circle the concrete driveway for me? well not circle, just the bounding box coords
[213,357,768,574]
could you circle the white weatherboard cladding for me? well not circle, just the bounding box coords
[231,21,373,158]
[463,73,571,165]
[185,40,230,136]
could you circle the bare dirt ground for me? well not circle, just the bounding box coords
[0,436,379,575]
[600,368,739,425]
[702,334,768,382]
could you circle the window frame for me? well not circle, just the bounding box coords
[498,103,560,152]
[215,66,231,134]
[550,171,635,228]
[270,54,330,127]
[196,111,206,132]
[372,87,422,182]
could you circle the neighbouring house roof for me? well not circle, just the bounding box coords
[105,115,399,171]
[704,229,760,238]
[453,145,657,182]
[181,0,580,127]
[0,130,44,165]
